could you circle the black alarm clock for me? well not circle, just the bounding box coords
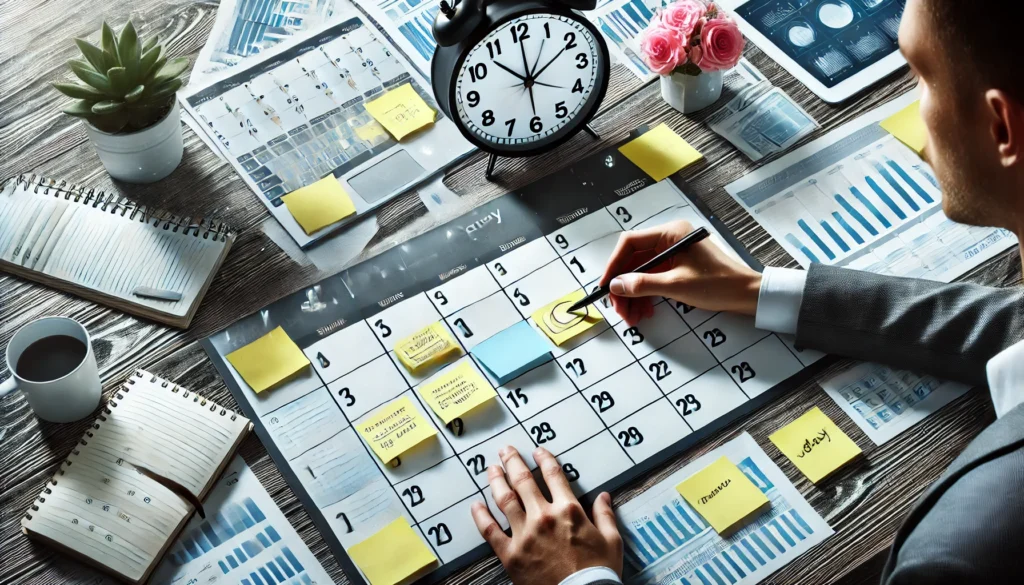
[431,0,610,179]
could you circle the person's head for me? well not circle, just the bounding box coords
[900,0,1024,231]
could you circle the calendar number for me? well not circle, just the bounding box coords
[494,262,507,276]
[562,463,580,482]
[592,285,610,308]
[590,390,615,413]
[569,257,585,274]
[506,387,529,408]
[618,427,644,447]
[337,387,355,407]
[675,301,694,314]
[703,328,726,347]
[316,352,330,368]
[428,523,452,546]
[731,362,756,382]
[374,319,392,338]
[402,485,424,507]
[555,234,569,249]
[676,393,701,415]
[447,417,465,436]
[467,454,486,475]
[530,422,556,444]
[513,288,530,306]
[648,360,672,381]
[623,327,644,345]
[564,357,587,378]
[434,291,449,306]
[336,512,354,533]
[615,206,632,223]
[453,318,474,338]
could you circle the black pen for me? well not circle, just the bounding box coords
[567,227,711,313]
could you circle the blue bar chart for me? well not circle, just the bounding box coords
[171,497,267,565]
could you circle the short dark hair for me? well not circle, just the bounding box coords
[927,0,1024,101]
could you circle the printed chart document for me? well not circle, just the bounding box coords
[820,362,971,445]
[617,433,831,585]
[725,90,1017,282]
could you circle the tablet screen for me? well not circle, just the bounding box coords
[735,0,905,88]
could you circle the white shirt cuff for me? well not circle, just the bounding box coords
[986,339,1024,418]
[754,267,807,335]
[559,566,621,585]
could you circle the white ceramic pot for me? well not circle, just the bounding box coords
[660,69,724,114]
[84,103,184,183]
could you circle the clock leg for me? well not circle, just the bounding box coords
[485,153,498,181]
[584,124,601,140]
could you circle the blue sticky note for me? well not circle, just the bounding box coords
[472,321,552,385]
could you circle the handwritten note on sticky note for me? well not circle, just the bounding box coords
[417,361,497,423]
[348,517,438,585]
[676,456,770,535]
[282,175,356,235]
[358,396,437,464]
[226,326,310,393]
[880,100,927,157]
[618,123,703,181]
[531,290,604,346]
[365,83,437,141]
[472,321,551,384]
[395,322,462,375]
[769,407,862,483]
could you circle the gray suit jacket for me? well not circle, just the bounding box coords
[797,264,1024,584]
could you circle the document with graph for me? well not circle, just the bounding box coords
[725,90,1017,283]
[150,455,332,585]
[616,433,831,585]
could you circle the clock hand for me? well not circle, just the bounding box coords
[531,80,564,89]
[493,61,527,82]
[519,36,530,80]
[531,47,566,81]
[530,39,545,77]
[528,84,536,116]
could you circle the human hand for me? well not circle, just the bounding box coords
[601,220,762,326]
[471,446,623,585]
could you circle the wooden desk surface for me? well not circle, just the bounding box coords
[2,2,1021,584]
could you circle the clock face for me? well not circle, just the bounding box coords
[453,13,606,153]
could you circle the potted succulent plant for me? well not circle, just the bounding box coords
[53,21,189,183]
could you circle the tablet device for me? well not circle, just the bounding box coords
[719,0,907,103]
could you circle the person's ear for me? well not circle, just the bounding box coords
[986,89,1022,168]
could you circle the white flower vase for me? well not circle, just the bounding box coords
[660,69,724,114]
[84,103,184,184]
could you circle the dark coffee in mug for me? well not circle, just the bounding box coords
[15,335,87,383]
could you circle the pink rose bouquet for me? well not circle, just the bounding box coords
[639,0,745,76]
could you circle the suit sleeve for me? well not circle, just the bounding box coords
[796,264,1024,386]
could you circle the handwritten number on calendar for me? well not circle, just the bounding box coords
[402,485,424,507]
[494,262,507,276]
[429,523,452,546]
[336,512,354,533]
[434,291,449,306]
[467,454,486,475]
[506,387,528,408]
[337,387,355,407]
[624,327,644,345]
[562,463,580,482]
[447,417,465,436]
[453,318,474,338]
[565,357,587,377]
[555,234,569,249]
[593,286,610,308]
[616,206,632,223]
[675,301,694,314]
[676,394,701,415]
[374,319,392,338]
[703,328,726,347]
[731,362,756,382]
[569,257,585,274]
[618,427,644,447]
[530,422,556,444]
[590,390,615,413]
[514,288,530,306]
[648,360,671,381]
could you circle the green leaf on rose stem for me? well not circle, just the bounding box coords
[676,61,702,76]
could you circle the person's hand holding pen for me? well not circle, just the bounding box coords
[599,221,763,326]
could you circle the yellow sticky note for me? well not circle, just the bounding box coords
[355,120,389,143]
[226,326,310,393]
[395,322,462,375]
[880,100,927,157]
[769,407,863,484]
[365,83,437,141]
[531,290,604,346]
[348,517,438,585]
[417,361,497,424]
[358,396,437,464]
[676,456,770,535]
[282,175,356,235]
[618,123,703,181]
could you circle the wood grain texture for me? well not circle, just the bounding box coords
[1,1,1019,584]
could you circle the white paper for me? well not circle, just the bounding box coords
[150,455,333,585]
[707,81,818,161]
[617,433,832,585]
[821,362,971,445]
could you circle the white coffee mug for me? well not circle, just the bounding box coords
[0,317,102,423]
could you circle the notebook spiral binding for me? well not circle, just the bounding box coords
[16,173,233,243]
[23,370,237,522]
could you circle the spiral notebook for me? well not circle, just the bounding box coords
[21,370,252,584]
[0,174,235,327]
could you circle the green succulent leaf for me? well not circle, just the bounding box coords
[107,66,129,93]
[125,84,145,102]
[92,100,125,114]
[140,46,162,80]
[147,77,182,101]
[144,56,167,83]
[63,100,98,118]
[53,82,107,100]
[142,34,159,53]
[74,39,110,73]
[101,22,120,65]
[154,57,189,83]
[69,59,113,92]
[118,21,141,79]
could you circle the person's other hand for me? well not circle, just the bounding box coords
[471,446,623,585]
[601,220,762,326]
